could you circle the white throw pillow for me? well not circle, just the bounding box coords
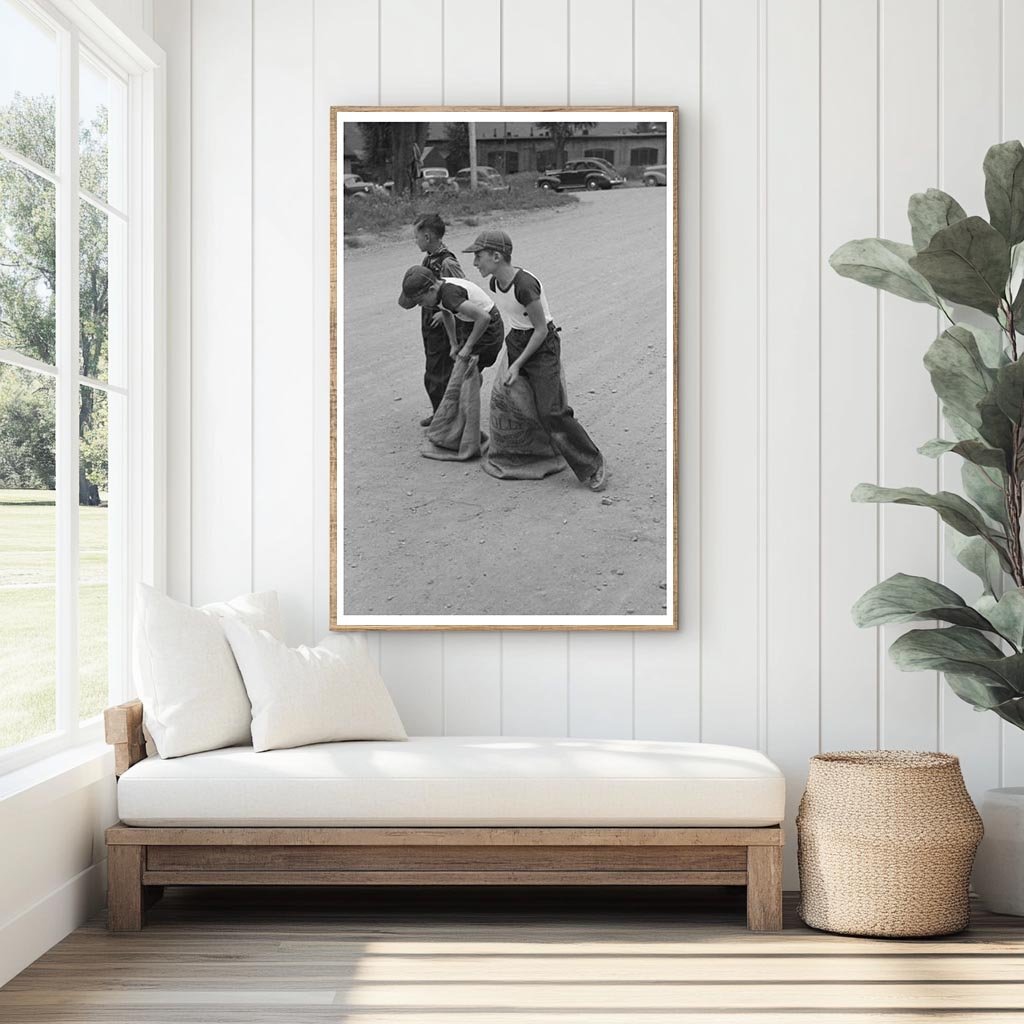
[133,584,283,758]
[223,621,407,752]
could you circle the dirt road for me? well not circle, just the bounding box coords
[340,186,671,618]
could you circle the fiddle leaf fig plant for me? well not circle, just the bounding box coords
[832,140,1024,731]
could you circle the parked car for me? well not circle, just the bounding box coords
[452,166,511,192]
[642,164,667,187]
[535,158,625,192]
[419,167,459,195]
[381,168,460,195]
[342,174,384,198]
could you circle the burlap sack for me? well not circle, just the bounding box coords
[481,348,567,480]
[421,353,487,462]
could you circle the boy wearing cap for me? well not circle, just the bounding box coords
[398,213,465,426]
[400,266,505,375]
[463,229,607,491]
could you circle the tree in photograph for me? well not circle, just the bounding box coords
[390,122,428,196]
[534,122,597,169]
[0,92,109,503]
[357,121,391,177]
[444,123,470,171]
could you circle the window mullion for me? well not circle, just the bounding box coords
[55,23,81,735]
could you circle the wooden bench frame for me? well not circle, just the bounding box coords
[104,700,784,932]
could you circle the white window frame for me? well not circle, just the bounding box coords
[0,0,164,776]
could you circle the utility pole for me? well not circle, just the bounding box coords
[468,122,478,189]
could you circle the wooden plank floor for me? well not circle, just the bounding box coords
[3,886,1024,1022]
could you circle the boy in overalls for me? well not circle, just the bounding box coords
[398,213,465,426]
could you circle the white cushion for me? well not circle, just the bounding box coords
[222,621,407,752]
[116,736,786,827]
[133,585,283,759]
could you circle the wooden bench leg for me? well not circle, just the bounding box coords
[107,845,145,931]
[746,845,783,931]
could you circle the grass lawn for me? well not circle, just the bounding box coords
[0,489,109,751]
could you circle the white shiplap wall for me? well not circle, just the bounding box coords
[154,0,1024,885]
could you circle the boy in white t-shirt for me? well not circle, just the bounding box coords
[400,265,505,375]
[462,229,607,491]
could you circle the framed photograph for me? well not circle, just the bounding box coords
[330,107,678,630]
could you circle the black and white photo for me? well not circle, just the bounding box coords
[330,108,678,629]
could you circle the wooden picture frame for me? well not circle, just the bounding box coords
[330,107,679,631]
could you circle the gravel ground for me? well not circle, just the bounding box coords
[339,185,671,619]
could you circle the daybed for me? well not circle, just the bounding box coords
[104,699,786,932]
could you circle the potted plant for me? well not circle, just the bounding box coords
[831,140,1024,913]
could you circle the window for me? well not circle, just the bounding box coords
[584,148,615,164]
[630,147,660,166]
[0,0,160,773]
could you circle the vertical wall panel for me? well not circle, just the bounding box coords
[502,632,569,736]
[501,0,568,103]
[443,0,500,105]
[380,633,445,734]
[439,0,504,734]
[819,0,879,753]
[632,0,699,742]
[153,0,190,604]
[568,0,632,104]
[938,0,1002,795]
[253,0,316,646]
[313,0,379,647]
[699,0,760,749]
[1002,0,1024,786]
[190,0,253,605]
[764,0,820,884]
[568,634,634,738]
[878,0,940,751]
[444,639,502,734]
[381,0,444,105]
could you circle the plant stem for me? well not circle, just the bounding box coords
[1006,307,1024,586]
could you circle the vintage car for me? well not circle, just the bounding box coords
[382,168,459,194]
[535,158,625,192]
[642,164,668,187]
[452,166,511,192]
[342,173,384,198]
[419,167,459,194]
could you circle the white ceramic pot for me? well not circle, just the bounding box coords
[973,787,1024,916]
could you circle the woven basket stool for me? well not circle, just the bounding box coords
[797,751,983,937]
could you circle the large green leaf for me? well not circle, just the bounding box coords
[962,461,1009,528]
[984,140,1024,246]
[908,188,968,251]
[977,392,1016,462]
[967,322,1012,369]
[909,217,1011,315]
[944,671,1024,714]
[830,238,943,307]
[918,437,1007,471]
[851,483,1009,552]
[993,358,1024,423]
[889,626,1024,700]
[942,407,983,442]
[950,532,1004,596]
[977,589,1024,649]
[923,325,997,427]
[852,573,994,630]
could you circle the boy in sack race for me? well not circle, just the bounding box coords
[399,265,505,461]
